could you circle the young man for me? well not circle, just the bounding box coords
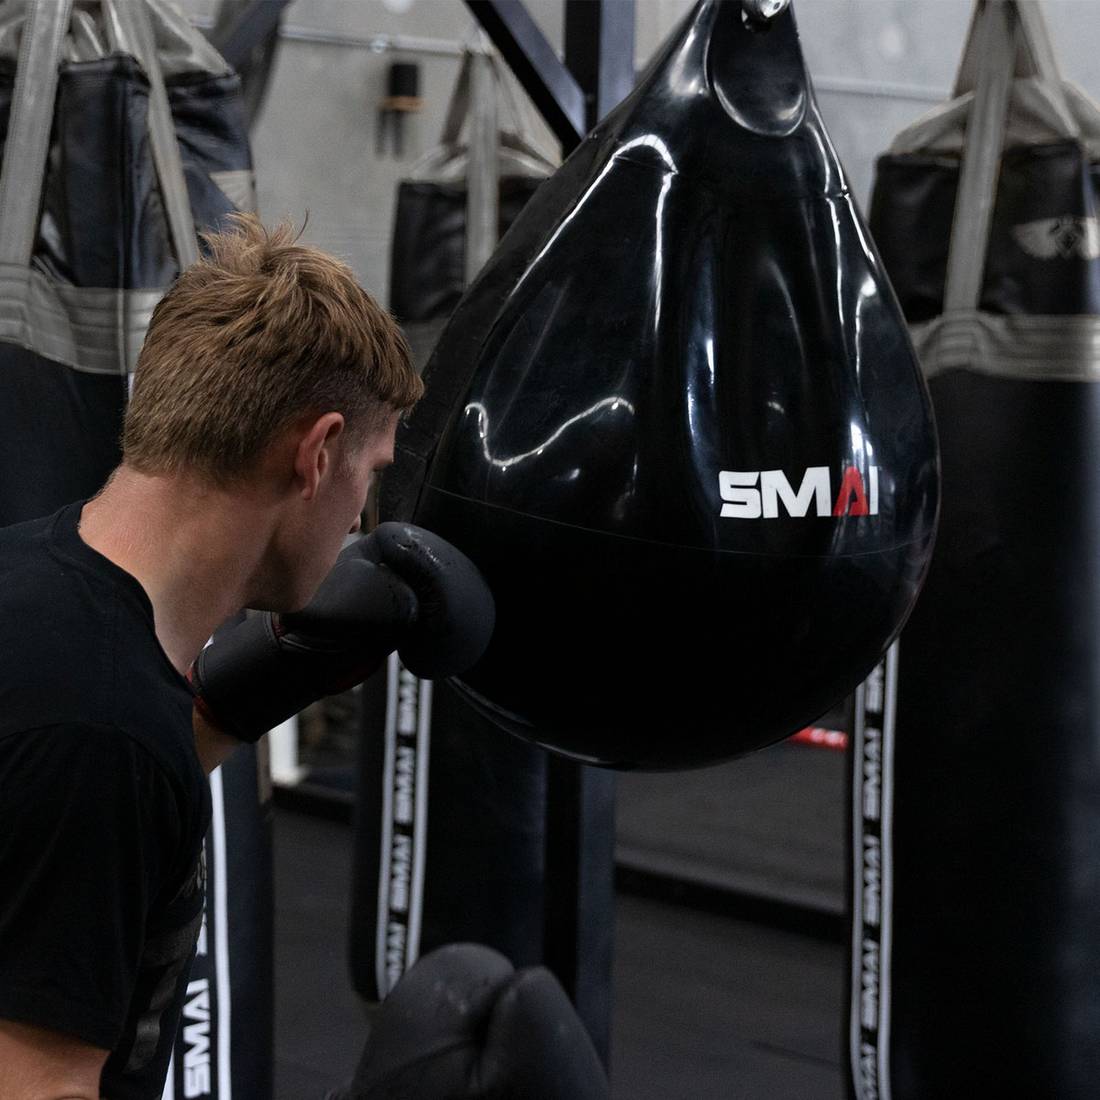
[0,215,433,1098]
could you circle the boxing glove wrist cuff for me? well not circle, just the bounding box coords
[190,613,391,743]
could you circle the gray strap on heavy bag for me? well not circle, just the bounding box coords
[0,4,271,1097]
[352,53,555,1006]
[848,2,1100,1096]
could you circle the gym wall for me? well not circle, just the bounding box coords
[174,0,1100,305]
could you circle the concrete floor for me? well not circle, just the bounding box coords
[273,808,846,1100]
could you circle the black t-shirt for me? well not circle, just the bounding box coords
[0,501,211,1099]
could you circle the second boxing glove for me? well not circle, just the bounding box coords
[328,943,610,1100]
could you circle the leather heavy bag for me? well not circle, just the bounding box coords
[352,54,555,1003]
[846,3,1100,1097]
[0,4,271,1097]
[389,47,554,370]
[383,0,939,770]
[351,660,548,1002]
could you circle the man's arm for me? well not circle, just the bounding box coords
[190,523,494,744]
[0,1018,107,1100]
[192,703,242,775]
[0,726,178,1096]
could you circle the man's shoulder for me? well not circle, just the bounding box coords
[0,518,195,777]
[0,722,183,822]
[0,509,56,544]
[0,504,201,790]
[0,720,155,769]
[0,667,198,798]
[0,510,57,579]
[0,517,119,733]
[0,720,209,861]
[0,505,94,616]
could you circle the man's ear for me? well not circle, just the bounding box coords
[293,412,346,500]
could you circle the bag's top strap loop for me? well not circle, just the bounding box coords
[440,48,474,150]
[414,43,557,181]
[112,0,199,269]
[0,0,230,77]
[953,1,1062,98]
[936,1,1088,314]
[952,0,1076,137]
[0,0,201,274]
[889,76,1094,156]
[895,0,1093,160]
[944,0,1020,314]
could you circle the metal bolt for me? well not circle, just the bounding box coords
[742,0,791,22]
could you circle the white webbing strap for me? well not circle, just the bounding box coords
[0,0,72,268]
[944,1,1018,314]
[945,1,1077,314]
[111,0,199,269]
[466,48,500,283]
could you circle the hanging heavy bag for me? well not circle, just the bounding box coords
[351,49,557,1004]
[388,47,555,370]
[0,4,271,1097]
[846,3,1100,1097]
[381,0,940,770]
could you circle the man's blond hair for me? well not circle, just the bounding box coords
[123,214,421,484]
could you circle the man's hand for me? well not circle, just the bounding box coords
[190,523,494,743]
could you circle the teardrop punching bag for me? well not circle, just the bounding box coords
[0,3,272,1096]
[383,0,940,770]
[847,3,1100,1097]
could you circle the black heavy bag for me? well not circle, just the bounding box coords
[389,46,555,370]
[0,4,271,1097]
[352,659,547,1002]
[383,0,940,770]
[351,55,556,1002]
[846,3,1100,1097]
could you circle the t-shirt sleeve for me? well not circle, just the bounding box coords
[0,723,182,1050]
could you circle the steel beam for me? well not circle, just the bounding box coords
[464,0,586,149]
[564,0,635,129]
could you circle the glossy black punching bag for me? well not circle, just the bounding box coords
[847,4,1100,1097]
[385,0,939,770]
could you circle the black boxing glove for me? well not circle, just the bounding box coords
[190,523,494,742]
[327,944,610,1100]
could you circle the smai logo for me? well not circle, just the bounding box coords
[718,466,879,519]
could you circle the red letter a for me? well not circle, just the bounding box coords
[832,466,869,516]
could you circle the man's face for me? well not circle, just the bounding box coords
[317,410,401,580]
[256,409,401,612]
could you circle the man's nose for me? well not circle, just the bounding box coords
[349,514,363,534]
